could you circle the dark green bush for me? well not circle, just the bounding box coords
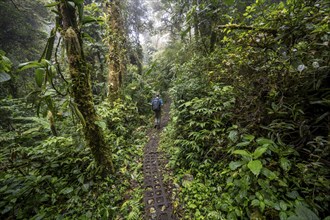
[161,0,329,219]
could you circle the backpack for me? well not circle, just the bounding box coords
[152,98,161,111]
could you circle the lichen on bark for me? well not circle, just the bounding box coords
[106,0,127,102]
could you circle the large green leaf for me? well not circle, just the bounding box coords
[60,187,73,195]
[280,211,288,220]
[18,59,49,71]
[236,141,250,147]
[253,146,268,159]
[35,68,45,87]
[233,150,252,158]
[288,205,320,220]
[0,72,11,83]
[280,200,287,211]
[0,55,12,71]
[248,160,263,176]
[280,157,291,171]
[44,28,56,60]
[229,161,246,170]
[243,134,255,141]
[261,167,277,180]
[70,102,86,127]
[228,130,238,142]
[82,15,103,25]
[256,137,274,146]
[77,2,84,22]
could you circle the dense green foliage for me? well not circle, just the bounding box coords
[0,0,153,219]
[0,97,148,218]
[158,0,330,219]
[1,0,329,219]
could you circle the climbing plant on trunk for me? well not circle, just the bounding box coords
[57,0,114,173]
[106,0,127,101]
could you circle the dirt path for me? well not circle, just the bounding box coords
[143,99,175,219]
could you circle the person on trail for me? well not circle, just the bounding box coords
[151,94,163,129]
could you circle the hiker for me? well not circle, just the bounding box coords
[151,94,163,129]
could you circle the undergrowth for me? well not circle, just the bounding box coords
[158,0,329,219]
[0,98,146,219]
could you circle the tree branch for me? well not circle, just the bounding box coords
[216,24,277,36]
[10,0,22,11]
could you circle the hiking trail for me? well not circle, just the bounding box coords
[143,99,176,220]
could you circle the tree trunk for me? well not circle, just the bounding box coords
[193,0,199,41]
[106,0,127,101]
[58,1,114,173]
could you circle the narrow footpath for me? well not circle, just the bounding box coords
[143,99,176,220]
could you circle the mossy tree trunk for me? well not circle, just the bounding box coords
[58,1,114,173]
[106,0,127,102]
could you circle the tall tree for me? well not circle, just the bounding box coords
[57,0,114,173]
[106,0,127,101]
[126,0,147,74]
